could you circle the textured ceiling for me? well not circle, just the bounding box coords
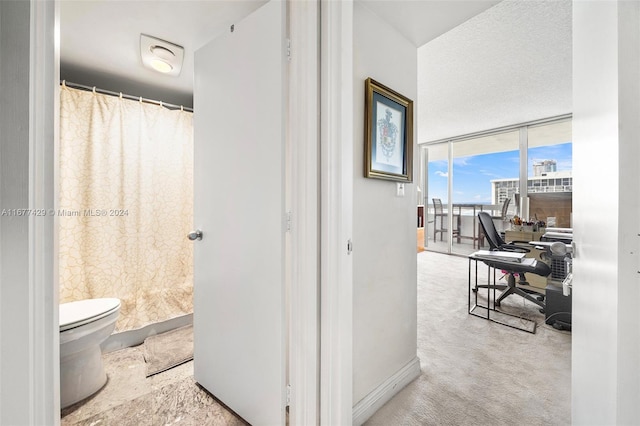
[358,0,500,47]
[417,0,572,143]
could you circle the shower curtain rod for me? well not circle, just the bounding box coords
[60,80,194,112]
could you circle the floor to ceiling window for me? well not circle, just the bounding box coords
[420,116,571,255]
[527,120,573,228]
[450,130,519,255]
[423,143,450,254]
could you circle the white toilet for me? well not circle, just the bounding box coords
[59,298,121,408]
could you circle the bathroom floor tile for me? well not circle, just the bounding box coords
[61,346,245,425]
[69,395,155,426]
[151,377,246,426]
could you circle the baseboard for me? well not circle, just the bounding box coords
[352,356,422,425]
[101,313,193,353]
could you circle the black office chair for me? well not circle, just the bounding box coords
[478,197,510,248]
[475,211,550,310]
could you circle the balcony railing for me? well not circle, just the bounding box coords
[527,186,572,193]
[420,203,506,252]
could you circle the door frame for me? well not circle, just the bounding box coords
[289,0,354,423]
[21,0,354,424]
[1,0,60,423]
[287,1,320,424]
[319,0,354,424]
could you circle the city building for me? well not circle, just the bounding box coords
[491,160,573,205]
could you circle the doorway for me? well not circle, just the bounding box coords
[8,0,355,424]
[55,2,308,424]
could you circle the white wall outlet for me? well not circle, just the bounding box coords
[396,183,405,197]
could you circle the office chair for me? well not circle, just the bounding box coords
[475,211,550,310]
[478,197,510,248]
[432,198,459,242]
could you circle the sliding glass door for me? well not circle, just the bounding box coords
[451,131,519,255]
[423,143,450,253]
[527,120,573,228]
[420,116,572,256]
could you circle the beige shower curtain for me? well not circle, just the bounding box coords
[59,85,193,331]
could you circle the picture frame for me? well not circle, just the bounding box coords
[364,78,413,182]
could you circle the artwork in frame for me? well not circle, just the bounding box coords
[364,78,413,182]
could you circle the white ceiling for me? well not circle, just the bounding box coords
[60,0,500,108]
[60,0,268,107]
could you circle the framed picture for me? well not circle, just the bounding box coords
[364,78,413,182]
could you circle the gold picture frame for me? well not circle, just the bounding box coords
[364,78,413,182]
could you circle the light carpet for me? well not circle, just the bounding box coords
[365,251,572,425]
[143,324,194,377]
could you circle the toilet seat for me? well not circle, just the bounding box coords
[60,298,121,332]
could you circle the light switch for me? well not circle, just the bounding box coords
[396,183,405,197]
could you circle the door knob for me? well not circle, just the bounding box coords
[188,230,203,241]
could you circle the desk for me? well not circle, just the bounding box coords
[504,230,545,243]
[504,230,548,290]
[468,253,538,333]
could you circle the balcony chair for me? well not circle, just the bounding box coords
[475,211,549,311]
[498,197,511,221]
[432,198,459,242]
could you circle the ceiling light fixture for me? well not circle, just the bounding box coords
[149,58,173,74]
[140,34,184,76]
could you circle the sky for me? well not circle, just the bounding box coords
[428,142,572,204]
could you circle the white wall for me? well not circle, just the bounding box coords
[417,0,572,143]
[353,0,418,407]
[572,1,640,424]
[615,3,640,422]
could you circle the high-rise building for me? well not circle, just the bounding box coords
[533,159,557,176]
[490,160,572,205]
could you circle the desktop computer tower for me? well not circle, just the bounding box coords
[545,283,572,331]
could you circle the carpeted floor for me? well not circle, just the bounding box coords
[365,250,572,425]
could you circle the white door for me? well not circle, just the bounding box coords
[192,1,286,424]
